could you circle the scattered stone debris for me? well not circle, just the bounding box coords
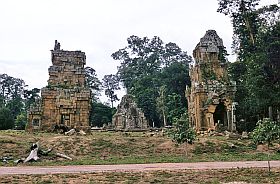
[79,130,87,136]
[64,128,87,136]
[3,142,74,164]
[228,143,237,149]
[56,153,72,160]
[241,131,249,139]
[1,156,13,164]
[226,133,241,140]
[65,128,76,136]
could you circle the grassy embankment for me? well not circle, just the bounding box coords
[1,130,280,166]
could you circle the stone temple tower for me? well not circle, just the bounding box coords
[186,30,236,131]
[26,41,91,132]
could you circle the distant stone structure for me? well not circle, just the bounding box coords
[186,30,236,131]
[26,41,91,132]
[112,95,149,130]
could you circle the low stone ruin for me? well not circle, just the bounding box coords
[112,94,149,131]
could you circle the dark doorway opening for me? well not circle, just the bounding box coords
[60,114,70,126]
[213,102,227,127]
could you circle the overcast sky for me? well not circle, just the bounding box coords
[0,0,277,103]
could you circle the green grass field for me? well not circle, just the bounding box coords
[1,130,280,166]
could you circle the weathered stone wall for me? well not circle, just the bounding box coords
[186,30,236,131]
[27,41,91,132]
[112,95,149,130]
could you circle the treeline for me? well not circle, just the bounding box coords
[0,70,117,130]
[217,0,280,131]
[111,36,192,127]
[1,0,279,131]
[0,74,40,129]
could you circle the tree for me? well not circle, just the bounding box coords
[156,86,168,127]
[166,93,186,125]
[0,107,14,130]
[218,1,280,129]
[252,118,280,172]
[168,113,196,156]
[23,88,40,111]
[159,62,191,106]
[112,35,192,126]
[90,101,116,127]
[15,112,27,130]
[102,74,120,108]
[0,74,27,119]
[217,0,261,56]
[85,66,102,101]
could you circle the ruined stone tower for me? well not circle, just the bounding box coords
[112,94,149,131]
[26,41,91,132]
[186,30,236,131]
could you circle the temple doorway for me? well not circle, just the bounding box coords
[213,102,227,127]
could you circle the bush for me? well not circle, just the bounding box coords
[252,118,280,145]
[0,107,15,130]
[15,112,27,130]
[168,112,196,145]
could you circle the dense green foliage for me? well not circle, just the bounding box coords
[90,101,116,127]
[252,118,280,145]
[0,1,278,131]
[15,112,27,130]
[84,66,117,127]
[0,74,32,129]
[0,107,14,129]
[168,113,196,145]
[85,66,102,101]
[112,35,192,126]
[218,0,280,131]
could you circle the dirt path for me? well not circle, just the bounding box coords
[1,161,280,175]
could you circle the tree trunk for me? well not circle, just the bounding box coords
[185,142,188,157]
[268,143,271,174]
[277,108,280,122]
[269,106,273,120]
[163,109,167,127]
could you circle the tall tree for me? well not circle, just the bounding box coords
[0,74,26,118]
[0,107,14,130]
[90,101,116,127]
[112,35,192,126]
[102,74,120,108]
[85,66,102,101]
[218,0,280,130]
[24,88,40,110]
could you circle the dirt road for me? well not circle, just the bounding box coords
[1,161,280,175]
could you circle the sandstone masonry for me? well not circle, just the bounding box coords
[186,30,236,131]
[26,41,91,132]
[112,95,149,130]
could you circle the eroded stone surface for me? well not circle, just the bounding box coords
[26,41,91,132]
[186,30,236,131]
[112,94,149,130]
